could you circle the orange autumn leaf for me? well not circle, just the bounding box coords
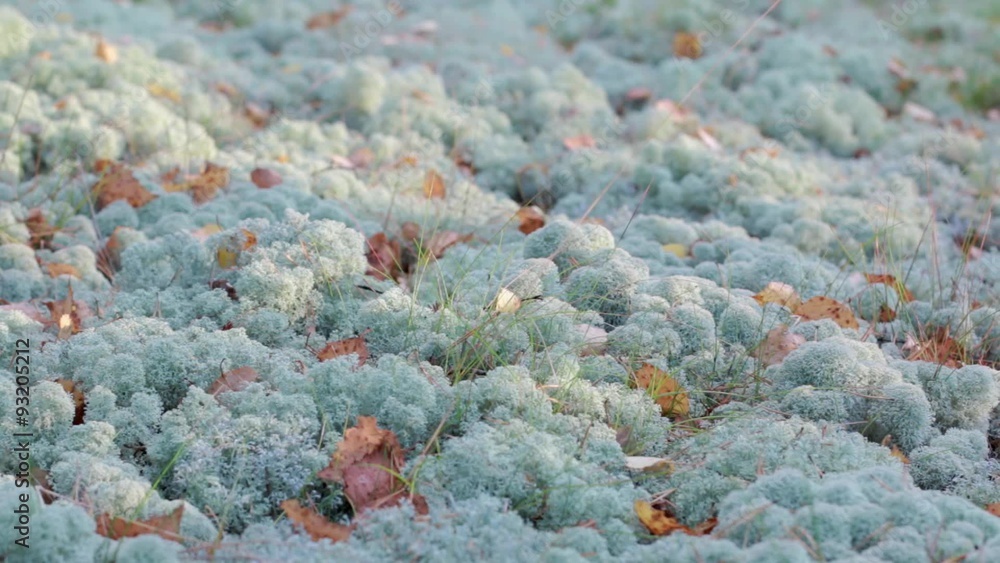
[317,416,428,515]
[146,83,181,104]
[423,169,446,199]
[673,32,702,59]
[753,282,802,310]
[515,207,545,235]
[95,37,117,63]
[95,505,184,543]
[890,444,910,464]
[634,364,690,418]
[92,163,156,211]
[46,263,81,279]
[562,135,596,151]
[306,6,353,30]
[794,296,860,330]
[315,332,369,366]
[162,162,230,204]
[281,499,353,542]
[56,379,85,425]
[208,366,259,396]
[250,167,283,189]
[986,503,1000,518]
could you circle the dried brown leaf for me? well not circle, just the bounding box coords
[95,505,183,543]
[515,207,546,235]
[92,163,156,210]
[634,364,689,418]
[315,333,369,366]
[753,325,806,366]
[56,379,85,425]
[46,263,81,279]
[250,168,283,189]
[208,367,259,396]
[562,135,596,151]
[306,6,353,30]
[672,32,702,59]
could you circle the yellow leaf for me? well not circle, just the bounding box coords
[634,364,689,418]
[147,83,181,103]
[635,501,687,536]
[217,248,238,269]
[662,243,688,258]
[890,445,910,464]
[673,32,702,59]
[500,44,515,57]
[191,224,223,242]
[753,281,802,310]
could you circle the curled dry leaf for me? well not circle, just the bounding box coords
[96,226,127,281]
[208,366,259,396]
[753,282,802,310]
[251,167,283,188]
[44,283,88,339]
[625,456,675,474]
[625,87,653,102]
[317,416,428,515]
[634,501,688,536]
[634,364,689,418]
[423,169,446,199]
[515,207,546,235]
[903,327,964,368]
[365,232,403,280]
[794,296,859,330]
[26,208,57,249]
[95,505,184,543]
[146,83,181,104]
[986,503,1000,518]
[315,332,369,366]
[92,163,156,210]
[493,287,522,314]
[752,325,806,367]
[56,379,86,425]
[281,499,353,543]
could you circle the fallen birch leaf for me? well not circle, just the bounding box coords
[56,379,85,425]
[95,37,117,63]
[92,163,156,210]
[672,32,702,59]
[794,296,859,329]
[563,135,596,151]
[635,501,689,536]
[662,243,688,258]
[424,231,473,258]
[46,263,80,279]
[306,7,353,30]
[365,232,403,280]
[315,333,369,366]
[574,323,607,356]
